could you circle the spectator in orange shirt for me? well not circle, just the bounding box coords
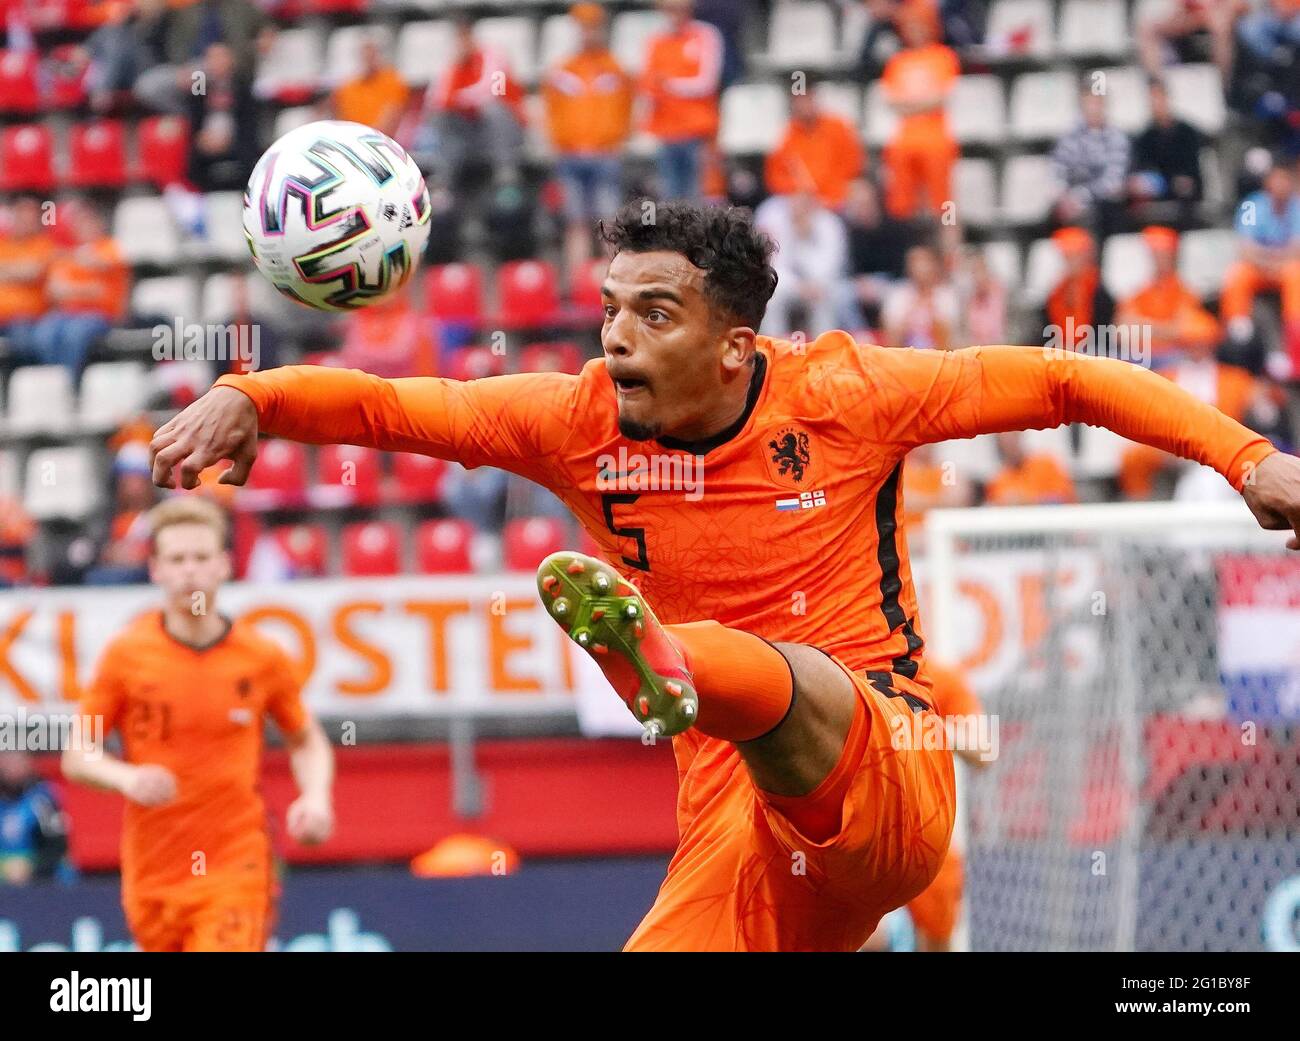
[0,195,55,355]
[1116,226,1220,368]
[414,15,526,190]
[330,32,410,139]
[764,87,866,209]
[640,0,723,201]
[22,201,129,380]
[985,432,1077,505]
[543,3,632,287]
[879,10,960,219]
[902,441,974,551]
[1041,226,1115,351]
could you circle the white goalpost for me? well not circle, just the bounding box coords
[923,501,1300,952]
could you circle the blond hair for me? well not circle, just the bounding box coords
[147,495,229,553]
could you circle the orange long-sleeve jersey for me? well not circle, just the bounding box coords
[764,113,866,208]
[639,19,723,142]
[543,49,632,154]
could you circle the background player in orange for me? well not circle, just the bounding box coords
[148,202,1300,951]
[62,496,335,952]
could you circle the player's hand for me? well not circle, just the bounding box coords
[150,385,259,490]
[286,793,334,845]
[1242,452,1300,550]
[123,764,178,806]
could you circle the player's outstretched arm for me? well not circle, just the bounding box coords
[150,365,582,490]
[282,717,334,846]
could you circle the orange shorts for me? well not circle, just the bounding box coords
[125,886,275,952]
[906,845,964,946]
[624,658,956,951]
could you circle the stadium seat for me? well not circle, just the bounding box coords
[1000,154,1057,227]
[341,520,402,576]
[861,81,898,149]
[982,240,1023,294]
[1095,65,1150,135]
[813,81,862,126]
[0,449,17,500]
[324,25,395,88]
[131,276,200,325]
[0,50,40,114]
[1021,236,1066,306]
[24,445,101,521]
[520,342,582,374]
[949,75,1007,146]
[1101,233,1154,302]
[1021,425,1074,469]
[5,365,75,437]
[1166,64,1225,136]
[114,196,180,267]
[538,13,580,72]
[201,272,240,324]
[758,1,838,71]
[955,158,997,228]
[415,518,474,574]
[396,21,456,88]
[255,28,324,104]
[391,451,447,503]
[131,116,189,188]
[240,440,309,511]
[473,17,538,85]
[565,257,606,322]
[1008,69,1078,140]
[46,45,90,109]
[425,263,484,326]
[932,435,1001,483]
[203,192,250,263]
[78,362,149,431]
[1178,229,1238,300]
[272,106,319,142]
[1057,0,1128,58]
[312,444,383,508]
[984,0,1055,60]
[0,124,54,192]
[497,259,559,329]
[719,83,788,155]
[66,119,127,189]
[610,10,667,74]
[503,516,568,571]
[445,345,507,381]
[270,523,329,577]
[1075,424,1130,480]
[304,0,369,14]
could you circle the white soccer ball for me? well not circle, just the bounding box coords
[243,120,431,311]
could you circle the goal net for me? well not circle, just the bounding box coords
[922,501,1300,952]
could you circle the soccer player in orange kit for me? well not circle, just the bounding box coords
[63,496,335,952]
[149,201,1300,952]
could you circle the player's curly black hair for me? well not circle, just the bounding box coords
[598,199,779,330]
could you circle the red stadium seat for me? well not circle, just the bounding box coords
[565,257,607,322]
[497,259,560,329]
[304,0,369,11]
[66,120,127,189]
[0,51,40,114]
[445,345,506,382]
[46,45,89,109]
[312,444,383,508]
[341,521,402,576]
[503,516,569,571]
[415,518,475,574]
[132,116,189,188]
[424,263,483,326]
[391,452,447,504]
[240,440,309,510]
[519,341,582,374]
[0,125,54,192]
[271,523,329,577]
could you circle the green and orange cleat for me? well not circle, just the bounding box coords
[537,551,698,738]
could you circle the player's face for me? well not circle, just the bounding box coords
[150,523,231,608]
[601,249,752,442]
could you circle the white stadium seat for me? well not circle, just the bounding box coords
[114,196,179,267]
[201,273,240,324]
[719,83,788,155]
[814,81,862,126]
[955,158,998,228]
[1096,65,1151,135]
[79,362,149,431]
[473,16,538,84]
[1075,424,1131,480]
[24,445,101,521]
[1021,236,1066,307]
[1000,154,1058,226]
[254,28,324,99]
[273,106,319,140]
[1058,0,1129,59]
[1101,233,1154,302]
[0,449,17,499]
[985,0,1055,61]
[610,10,667,75]
[949,75,1007,146]
[397,21,456,88]
[932,435,1002,483]
[1009,69,1078,140]
[1179,228,1239,299]
[131,276,199,325]
[6,366,75,437]
[1022,426,1074,470]
[861,80,898,149]
[324,25,395,89]
[203,192,249,264]
[982,240,1023,293]
[1166,64,1226,135]
[761,1,838,71]
[538,13,580,71]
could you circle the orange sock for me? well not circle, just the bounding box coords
[665,620,795,743]
[761,692,869,843]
